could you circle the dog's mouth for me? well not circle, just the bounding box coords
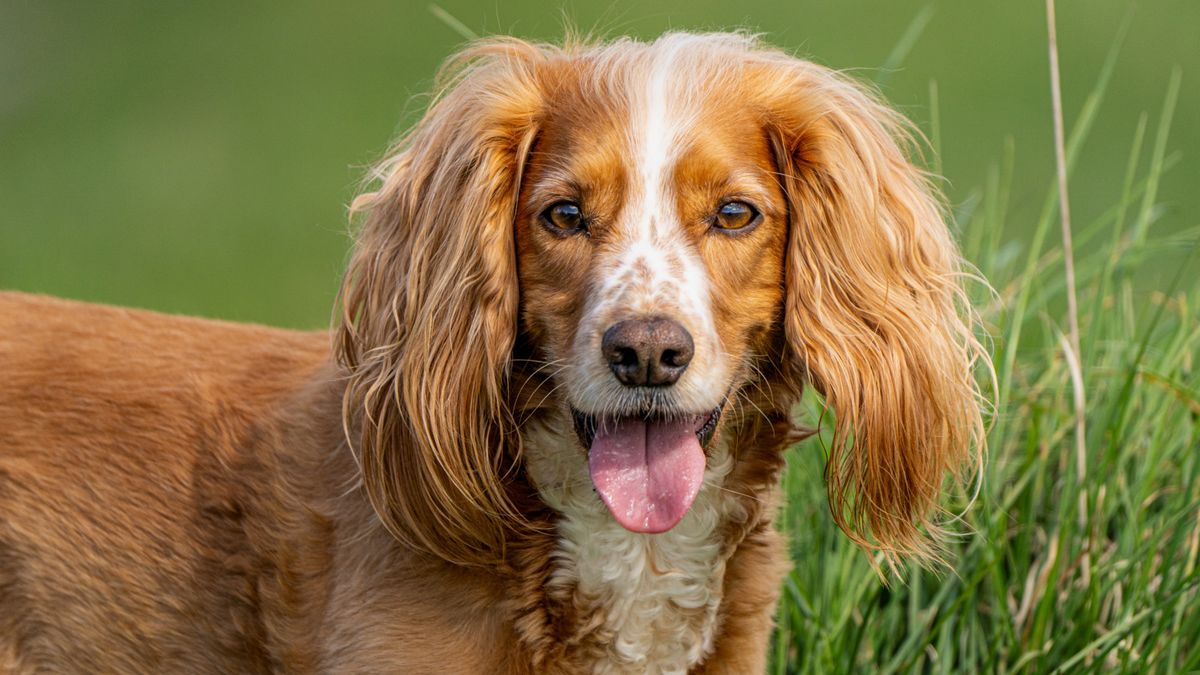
[571,404,723,534]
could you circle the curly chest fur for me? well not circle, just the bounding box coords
[525,426,739,674]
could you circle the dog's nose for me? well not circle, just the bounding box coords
[602,318,694,387]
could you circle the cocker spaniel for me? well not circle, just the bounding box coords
[0,32,987,673]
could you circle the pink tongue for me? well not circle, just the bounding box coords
[587,417,706,533]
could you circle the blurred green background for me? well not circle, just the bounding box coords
[1,0,1196,328]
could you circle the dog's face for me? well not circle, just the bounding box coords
[515,66,789,532]
[338,34,987,566]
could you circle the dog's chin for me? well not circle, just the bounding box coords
[570,401,724,534]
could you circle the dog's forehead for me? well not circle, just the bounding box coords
[531,59,772,221]
[548,53,747,145]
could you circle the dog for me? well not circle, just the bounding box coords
[0,32,987,673]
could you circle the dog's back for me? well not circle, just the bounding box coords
[0,292,329,672]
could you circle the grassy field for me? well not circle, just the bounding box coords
[773,22,1199,672]
[3,2,1198,672]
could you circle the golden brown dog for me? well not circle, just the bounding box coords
[0,33,987,673]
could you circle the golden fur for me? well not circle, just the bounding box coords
[0,33,987,673]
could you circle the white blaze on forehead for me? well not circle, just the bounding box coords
[630,36,702,242]
[636,45,679,233]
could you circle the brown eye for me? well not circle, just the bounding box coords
[714,201,759,232]
[540,201,585,234]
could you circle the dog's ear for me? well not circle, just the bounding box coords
[761,59,988,564]
[336,39,545,566]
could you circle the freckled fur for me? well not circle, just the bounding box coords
[1,32,988,673]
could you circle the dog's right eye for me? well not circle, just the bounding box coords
[540,202,586,235]
[713,201,760,232]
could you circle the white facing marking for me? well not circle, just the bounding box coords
[635,46,677,244]
[567,35,732,419]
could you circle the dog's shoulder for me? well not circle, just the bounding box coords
[0,290,333,497]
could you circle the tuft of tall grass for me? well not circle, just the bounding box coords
[771,12,1199,675]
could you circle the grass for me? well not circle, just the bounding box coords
[770,11,1199,674]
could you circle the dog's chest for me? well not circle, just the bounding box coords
[525,427,736,674]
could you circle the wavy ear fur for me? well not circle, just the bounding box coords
[758,57,988,563]
[336,39,546,566]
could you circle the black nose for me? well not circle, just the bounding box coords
[602,318,694,387]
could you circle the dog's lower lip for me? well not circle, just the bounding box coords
[695,405,721,448]
[571,404,723,450]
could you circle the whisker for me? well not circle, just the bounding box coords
[736,388,771,425]
[512,359,569,409]
[702,479,767,504]
[521,376,573,423]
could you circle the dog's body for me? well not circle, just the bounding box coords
[0,293,784,673]
[1,33,987,673]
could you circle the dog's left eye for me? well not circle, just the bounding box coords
[713,201,759,232]
[540,201,586,235]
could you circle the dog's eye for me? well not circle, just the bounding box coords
[713,201,759,232]
[540,201,585,234]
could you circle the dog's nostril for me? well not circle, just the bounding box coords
[601,318,694,387]
[614,346,639,367]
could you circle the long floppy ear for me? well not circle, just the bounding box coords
[762,58,988,563]
[336,39,546,566]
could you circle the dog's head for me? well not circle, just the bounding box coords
[337,33,987,566]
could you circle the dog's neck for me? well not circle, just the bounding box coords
[517,418,746,674]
